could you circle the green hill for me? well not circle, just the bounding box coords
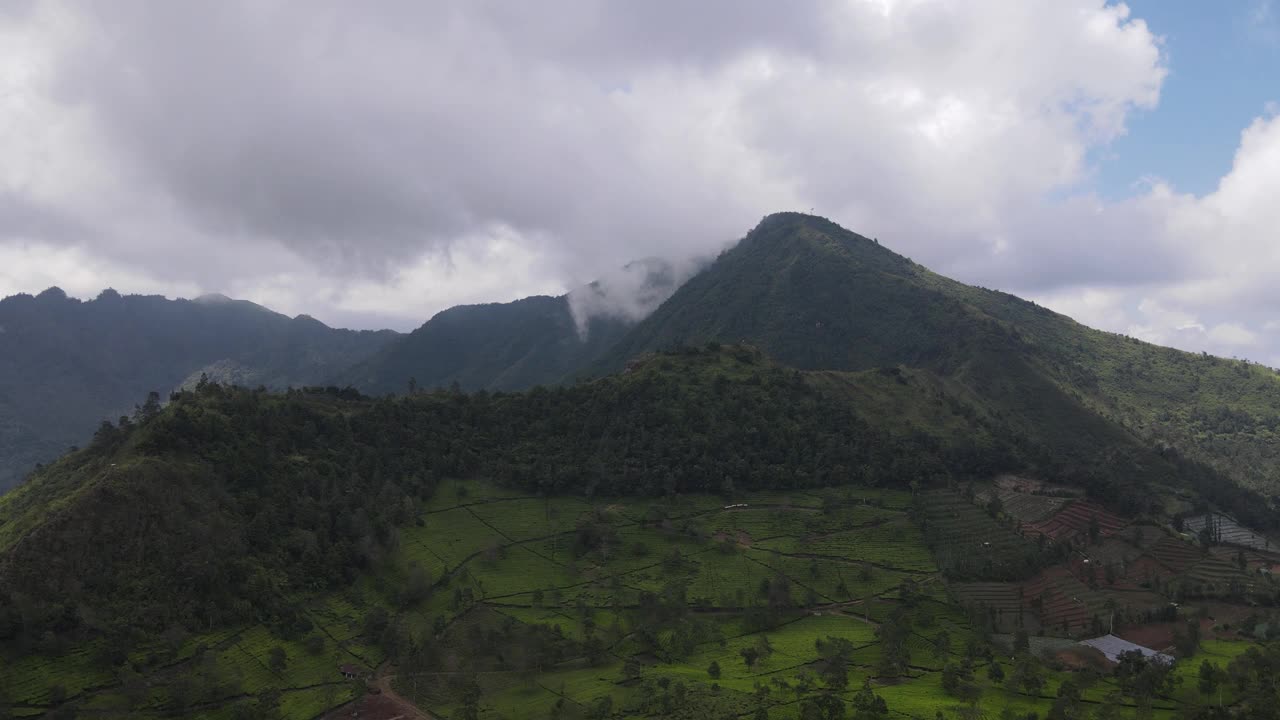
[0,288,398,492]
[8,213,1280,719]
[598,213,1280,501]
[335,257,694,395]
[334,295,631,394]
[1,348,1272,719]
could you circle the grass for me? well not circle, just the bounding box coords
[5,480,1270,720]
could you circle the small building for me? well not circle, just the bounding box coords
[1079,634,1174,665]
[339,663,363,680]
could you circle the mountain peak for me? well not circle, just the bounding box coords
[35,286,69,302]
[291,313,330,329]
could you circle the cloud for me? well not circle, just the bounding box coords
[567,255,711,338]
[0,0,1274,362]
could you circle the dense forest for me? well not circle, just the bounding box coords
[2,344,1271,657]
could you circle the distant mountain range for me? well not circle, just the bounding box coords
[5,212,1280,502]
[0,288,398,491]
[6,212,1280,720]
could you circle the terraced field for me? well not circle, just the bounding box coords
[949,582,1041,634]
[2,480,1249,720]
[920,491,1045,580]
[1181,555,1255,598]
[987,489,1069,524]
[1183,513,1277,551]
[1145,536,1204,574]
[1023,500,1128,544]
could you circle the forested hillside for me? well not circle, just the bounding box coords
[334,295,631,394]
[596,213,1280,497]
[3,346,1278,720]
[0,346,1005,643]
[0,289,398,492]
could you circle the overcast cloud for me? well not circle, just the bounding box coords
[1,1,1278,362]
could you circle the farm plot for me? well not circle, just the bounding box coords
[1022,500,1127,544]
[398,506,501,575]
[744,548,910,603]
[465,495,590,542]
[0,643,115,707]
[949,582,1039,634]
[921,491,1044,580]
[995,490,1070,524]
[756,519,936,573]
[1183,513,1275,551]
[1144,536,1203,574]
[1180,555,1255,597]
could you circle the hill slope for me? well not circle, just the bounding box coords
[337,258,693,394]
[1,346,1273,720]
[598,212,1280,499]
[0,347,1016,638]
[0,288,398,492]
[335,295,631,394]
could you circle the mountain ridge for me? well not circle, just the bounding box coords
[0,289,399,491]
[5,213,1280,719]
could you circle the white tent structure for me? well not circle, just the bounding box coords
[1079,634,1174,665]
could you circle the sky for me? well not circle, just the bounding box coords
[1,1,1279,364]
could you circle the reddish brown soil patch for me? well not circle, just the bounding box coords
[1055,646,1109,670]
[1024,501,1127,543]
[1117,623,1176,652]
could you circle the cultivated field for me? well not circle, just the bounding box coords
[6,479,1277,720]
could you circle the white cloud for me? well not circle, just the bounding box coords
[1,0,1274,368]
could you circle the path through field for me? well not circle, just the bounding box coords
[320,665,434,720]
[376,664,435,720]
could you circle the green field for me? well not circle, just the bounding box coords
[0,480,1260,719]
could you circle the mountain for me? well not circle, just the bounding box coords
[335,295,631,394]
[598,212,1280,498]
[6,213,1280,719]
[0,288,398,492]
[338,257,694,394]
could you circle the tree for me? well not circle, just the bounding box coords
[1115,651,1179,718]
[1175,617,1201,657]
[708,660,721,679]
[400,561,432,608]
[852,680,889,720]
[1008,655,1045,695]
[1047,678,1083,720]
[268,646,288,673]
[458,677,482,720]
[1198,660,1220,699]
[1014,628,1030,655]
[876,609,912,676]
[815,636,855,692]
[756,634,775,662]
[933,630,952,660]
